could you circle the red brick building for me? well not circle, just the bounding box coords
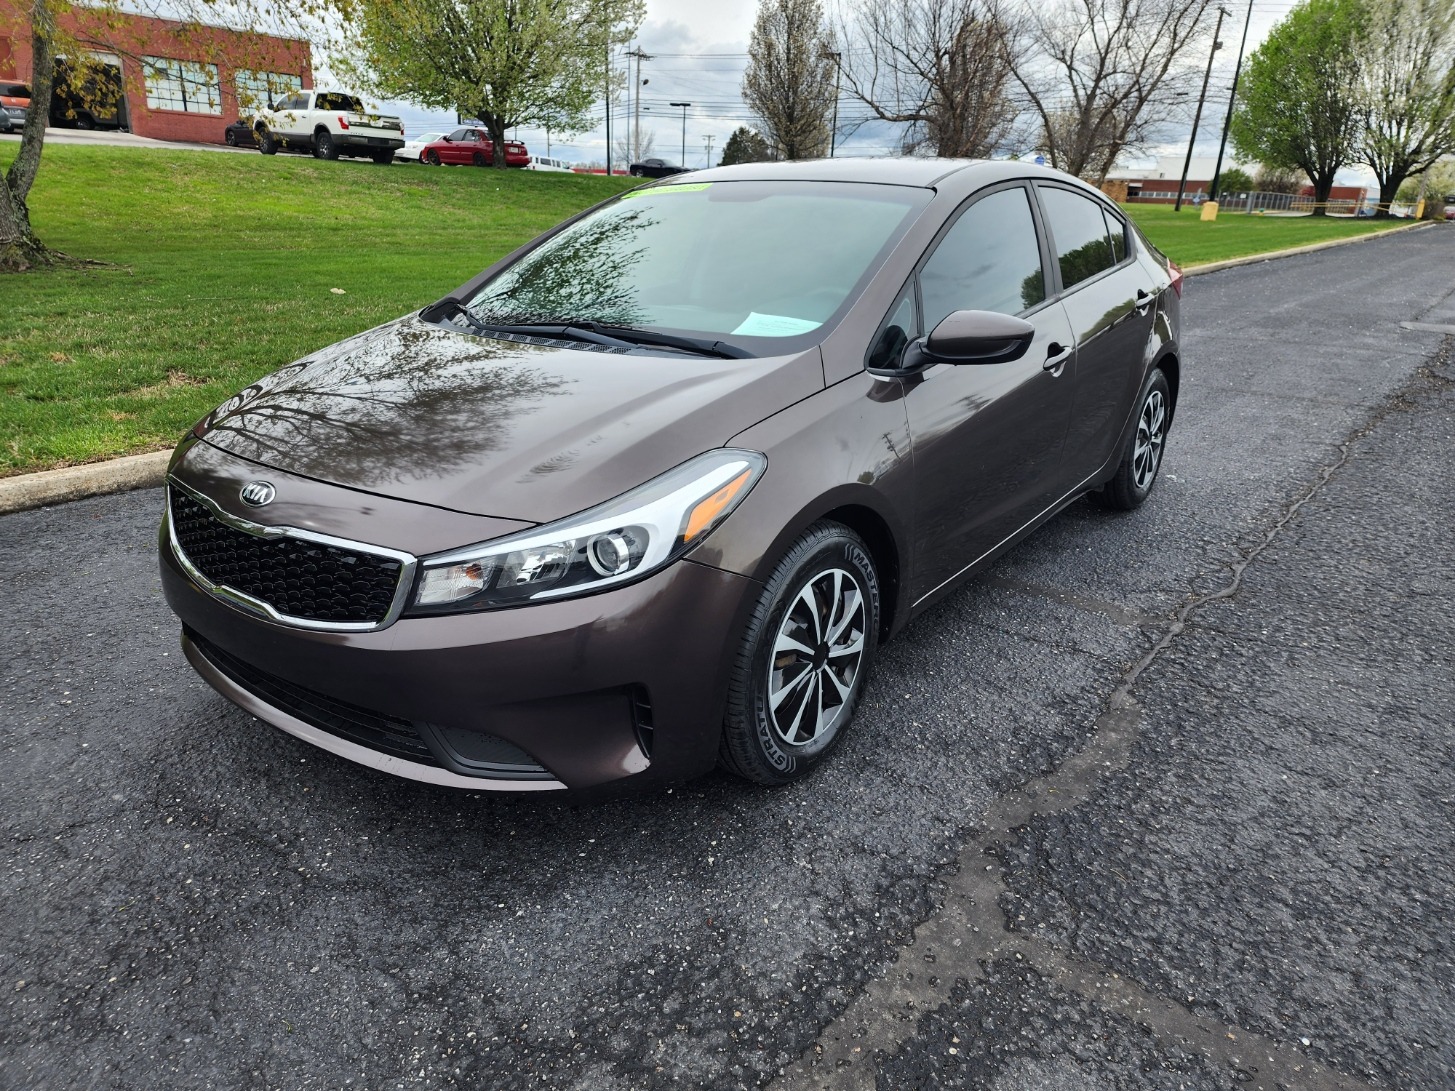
[0,2,311,144]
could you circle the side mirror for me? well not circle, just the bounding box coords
[922,310,1035,365]
[443,134,454,142]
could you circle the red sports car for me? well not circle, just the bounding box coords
[419,127,529,168]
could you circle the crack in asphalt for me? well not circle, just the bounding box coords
[765,352,1454,1091]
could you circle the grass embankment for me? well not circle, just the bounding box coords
[0,146,1417,474]
[1124,203,1410,267]
[0,144,636,474]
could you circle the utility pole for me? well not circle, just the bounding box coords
[626,46,652,161]
[823,50,842,157]
[1175,6,1225,212]
[703,134,714,168]
[670,101,690,166]
[1209,0,1255,204]
[605,41,612,176]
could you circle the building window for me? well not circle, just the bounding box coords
[142,57,221,115]
[234,69,300,113]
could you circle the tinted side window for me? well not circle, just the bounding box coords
[919,187,1046,333]
[867,283,919,370]
[1103,209,1128,264]
[448,128,470,141]
[1039,187,1116,290]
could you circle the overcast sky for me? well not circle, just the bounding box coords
[381,0,1369,183]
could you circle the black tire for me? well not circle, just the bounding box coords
[630,167,643,177]
[424,149,441,166]
[314,130,339,160]
[372,149,394,165]
[719,521,880,786]
[74,111,95,131]
[257,129,278,155]
[1094,368,1171,511]
[225,129,237,146]
[472,150,487,166]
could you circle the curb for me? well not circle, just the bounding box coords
[0,450,170,515]
[1183,218,1433,277]
[0,220,1439,517]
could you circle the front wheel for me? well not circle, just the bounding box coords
[719,522,880,786]
[424,150,441,166]
[257,129,277,155]
[1094,368,1170,511]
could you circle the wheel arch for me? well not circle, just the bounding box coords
[1154,350,1180,427]
[819,502,902,643]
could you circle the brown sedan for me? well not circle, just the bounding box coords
[160,158,1182,794]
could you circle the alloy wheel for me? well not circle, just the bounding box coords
[1133,388,1166,490]
[767,568,867,748]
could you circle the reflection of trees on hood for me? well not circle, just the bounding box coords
[200,319,568,486]
[468,207,657,326]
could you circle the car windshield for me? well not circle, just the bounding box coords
[2,83,30,97]
[465,180,929,347]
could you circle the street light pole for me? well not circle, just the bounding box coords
[670,101,690,166]
[604,41,611,176]
[1175,6,1226,212]
[1209,0,1255,203]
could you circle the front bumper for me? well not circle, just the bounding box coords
[159,470,760,793]
[1,107,25,133]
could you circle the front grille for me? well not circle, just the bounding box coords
[170,486,403,625]
[190,631,440,766]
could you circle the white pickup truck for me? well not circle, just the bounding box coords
[254,90,405,164]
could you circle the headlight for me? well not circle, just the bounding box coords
[407,449,766,614]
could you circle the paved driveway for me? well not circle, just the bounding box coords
[2,229,1451,1090]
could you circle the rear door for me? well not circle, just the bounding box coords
[1032,184,1158,479]
[901,182,1078,602]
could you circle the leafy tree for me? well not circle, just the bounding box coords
[1215,166,1255,196]
[742,0,837,160]
[719,126,772,165]
[1355,0,1455,217]
[1230,0,1365,215]
[1017,0,1214,183]
[343,0,643,169]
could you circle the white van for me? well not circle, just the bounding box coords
[527,155,573,172]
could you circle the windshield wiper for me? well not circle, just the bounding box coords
[421,301,753,360]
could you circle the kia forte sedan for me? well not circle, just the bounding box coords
[160,158,1182,794]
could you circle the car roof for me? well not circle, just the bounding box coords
[677,156,1093,196]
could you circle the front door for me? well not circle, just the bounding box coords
[900,182,1077,603]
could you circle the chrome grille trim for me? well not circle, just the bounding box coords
[166,476,419,633]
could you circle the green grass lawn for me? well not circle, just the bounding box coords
[1124,202,1410,267]
[0,144,636,474]
[0,145,1416,474]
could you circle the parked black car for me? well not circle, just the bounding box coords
[223,118,257,147]
[630,157,688,178]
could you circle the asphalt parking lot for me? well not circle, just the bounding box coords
[2,228,1452,1090]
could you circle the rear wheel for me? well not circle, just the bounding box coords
[314,130,339,160]
[719,522,880,786]
[472,150,487,166]
[371,149,394,165]
[224,129,237,146]
[73,111,95,130]
[1094,368,1170,511]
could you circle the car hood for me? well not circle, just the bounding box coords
[197,315,822,524]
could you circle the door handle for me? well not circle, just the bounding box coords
[1043,343,1072,373]
[1134,289,1154,317]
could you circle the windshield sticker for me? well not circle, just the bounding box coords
[621,182,714,198]
[731,312,823,337]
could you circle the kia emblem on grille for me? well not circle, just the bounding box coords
[240,481,276,507]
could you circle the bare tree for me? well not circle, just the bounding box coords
[1016,0,1213,183]
[839,0,1024,158]
[614,127,656,163]
[1356,0,1455,215]
[743,0,837,160]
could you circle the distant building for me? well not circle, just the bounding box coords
[0,1,311,145]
